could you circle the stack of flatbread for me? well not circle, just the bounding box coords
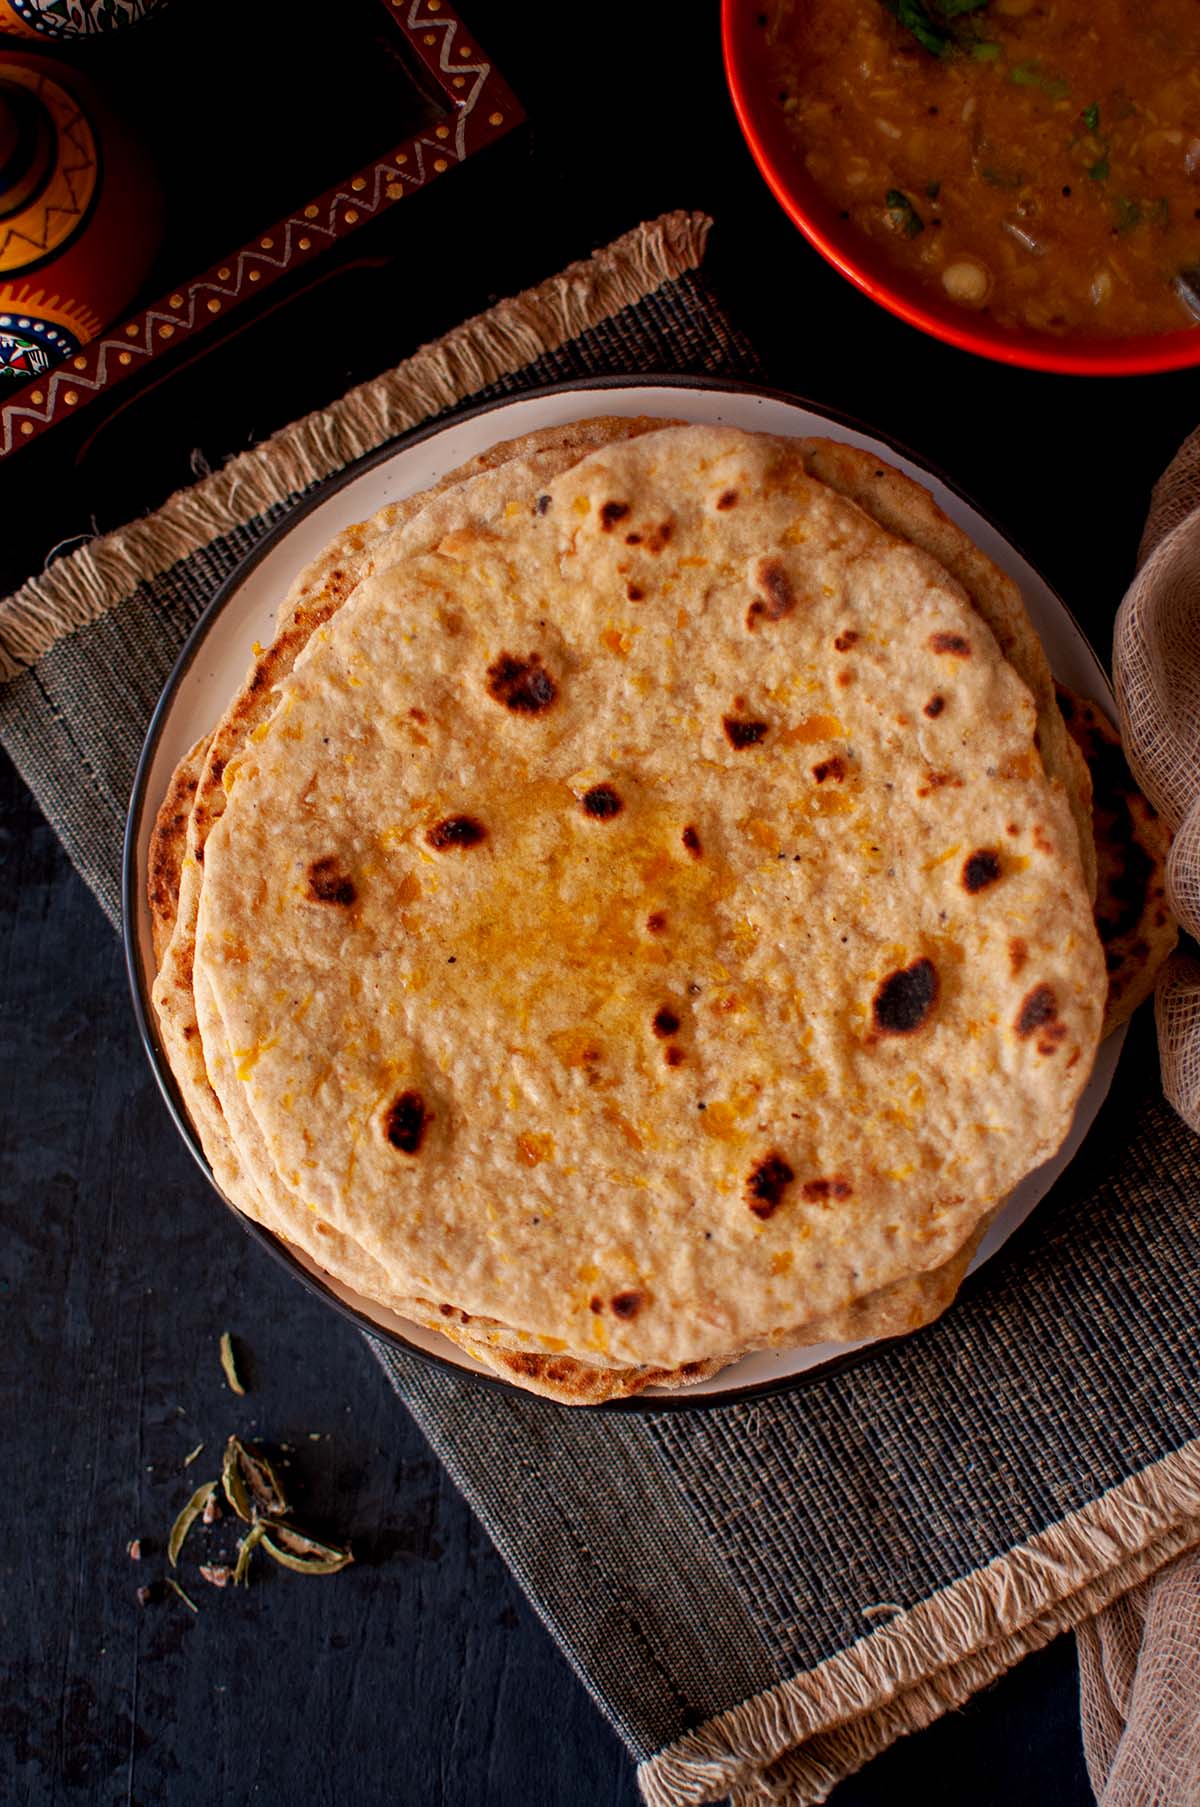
[148,420,1174,1403]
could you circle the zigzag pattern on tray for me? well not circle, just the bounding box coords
[0,1,521,460]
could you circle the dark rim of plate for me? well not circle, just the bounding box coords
[122,372,1115,1414]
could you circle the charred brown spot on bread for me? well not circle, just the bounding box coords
[747,1152,795,1220]
[1015,982,1069,1055]
[682,825,703,858]
[589,1295,603,1313]
[600,500,630,531]
[1009,937,1029,976]
[834,630,859,652]
[486,652,557,715]
[1016,983,1058,1039]
[962,849,1002,894]
[307,857,357,906]
[931,632,971,656]
[918,772,963,797]
[611,1290,643,1319]
[625,532,642,546]
[384,1091,428,1154]
[812,757,845,784]
[747,558,796,628]
[626,583,645,602]
[716,489,739,510]
[409,707,428,724]
[653,1007,681,1038]
[724,716,769,749]
[645,521,673,553]
[646,910,668,934]
[426,815,487,851]
[209,758,226,785]
[664,1045,685,1066]
[873,958,938,1035]
[582,784,622,820]
[924,694,945,718]
[534,493,551,515]
[802,1176,853,1201]
[439,1302,454,1317]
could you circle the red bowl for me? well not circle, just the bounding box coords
[722,0,1200,376]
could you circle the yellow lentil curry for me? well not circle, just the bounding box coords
[766,0,1200,336]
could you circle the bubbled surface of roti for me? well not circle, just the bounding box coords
[192,424,1106,1371]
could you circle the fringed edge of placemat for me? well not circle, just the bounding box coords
[0,208,711,684]
[639,1439,1200,1807]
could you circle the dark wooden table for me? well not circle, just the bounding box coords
[5,5,1198,1802]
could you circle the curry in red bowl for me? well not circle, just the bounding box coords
[725,0,1200,371]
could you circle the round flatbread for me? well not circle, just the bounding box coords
[189,423,1106,1376]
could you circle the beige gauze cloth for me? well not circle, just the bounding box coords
[1082,431,1200,1807]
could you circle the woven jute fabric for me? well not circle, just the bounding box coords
[3,212,1198,1807]
[1099,434,1200,1807]
[1116,430,1200,1136]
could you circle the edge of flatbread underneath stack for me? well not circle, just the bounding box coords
[145,419,1165,1404]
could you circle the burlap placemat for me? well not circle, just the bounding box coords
[3,211,1198,1807]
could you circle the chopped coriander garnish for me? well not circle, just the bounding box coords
[886,189,925,236]
[1082,101,1100,131]
[883,0,951,58]
[1113,196,1142,232]
[970,41,1002,60]
[1010,60,1068,99]
[1087,157,1111,181]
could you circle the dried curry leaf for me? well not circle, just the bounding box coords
[219,1331,246,1396]
[221,1438,253,1523]
[239,1438,288,1517]
[260,1524,354,1576]
[167,1480,218,1569]
[233,1521,266,1587]
[166,1576,198,1614]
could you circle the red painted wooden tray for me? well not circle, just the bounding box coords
[0,0,523,462]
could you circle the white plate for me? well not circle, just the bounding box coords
[125,377,1123,1408]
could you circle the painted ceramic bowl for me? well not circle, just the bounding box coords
[0,0,169,38]
[0,47,159,383]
